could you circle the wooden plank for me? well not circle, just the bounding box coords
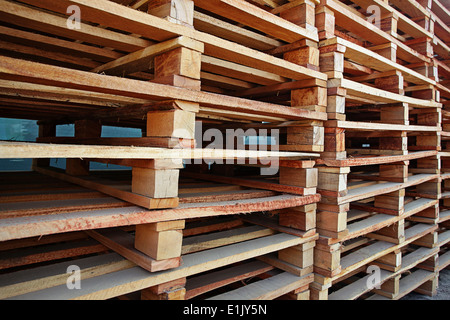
[0,1,154,53]
[327,223,437,281]
[389,0,430,19]
[0,80,150,106]
[367,269,435,300]
[85,229,180,272]
[0,253,135,299]
[193,11,282,51]
[317,151,438,167]
[234,78,327,99]
[321,37,435,85]
[180,189,277,204]
[322,0,432,64]
[240,215,319,239]
[207,272,314,300]
[326,120,439,132]
[6,233,306,300]
[345,198,437,242]
[33,166,179,210]
[193,0,319,42]
[437,229,450,247]
[0,193,320,242]
[0,141,319,160]
[92,36,204,76]
[181,171,314,195]
[438,251,450,271]
[37,137,194,150]
[329,78,441,107]
[0,25,123,63]
[333,174,438,205]
[0,189,105,204]
[15,0,326,80]
[329,246,439,300]
[351,0,433,40]
[0,239,106,270]
[182,225,275,254]
[328,269,391,300]
[0,55,327,120]
[0,197,130,219]
[257,255,314,279]
[0,40,100,70]
[201,55,287,86]
[185,260,274,299]
[430,0,450,25]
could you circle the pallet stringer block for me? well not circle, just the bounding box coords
[135,220,186,262]
[148,0,194,28]
[132,0,200,206]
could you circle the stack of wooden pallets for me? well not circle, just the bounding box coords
[0,0,327,300]
[433,0,450,284]
[311,0,448,300]
[0,0,448,301]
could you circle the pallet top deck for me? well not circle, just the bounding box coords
[0,0,328,124]
[0,171,320,242]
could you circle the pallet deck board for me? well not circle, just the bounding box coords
[0,141,319,160]
[207,271,313,300]
[4,233,309,300]
[328,246,439,300]
[0,171,321,242]
[327,174,438,205]
[0,252,135,299]
[0,55,327,121]
[185,260,274,299]
[367,269,436,300]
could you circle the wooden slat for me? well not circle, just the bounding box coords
[33,166,179,210]
[92,36,204,76]
[0,1,154,53]
[329,78,441,107]
[6,233,307,300]
[317,151,438,167]
[207,271,314,300]
[0,192,320,242]
[0,55,327,121]
[85,229,181,272]
[185,260,274,299]
[321,37,435,86]
[0,141,318,160]
[182,225,275,254]
[0,253,135,299]
[13,0,326,81]
[326,120,439,132]
[181,171,314,195]
[367,269,435,300]
[326,174,438,205]
[193,0,319,43]
[193,11,282,51]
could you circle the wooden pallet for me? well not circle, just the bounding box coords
[0,169,320,300]
[309,0,448,299]
[312,221,439,299]
[0,0,449,301]
[0,214,318,300]
[328,245,440,300]
[0,0,331,221]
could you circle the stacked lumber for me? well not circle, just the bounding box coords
[0,0,327,300]
[435,0,450,294]
[0,0,448,301]
[0,172,320,300]
[310,0,447,300]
